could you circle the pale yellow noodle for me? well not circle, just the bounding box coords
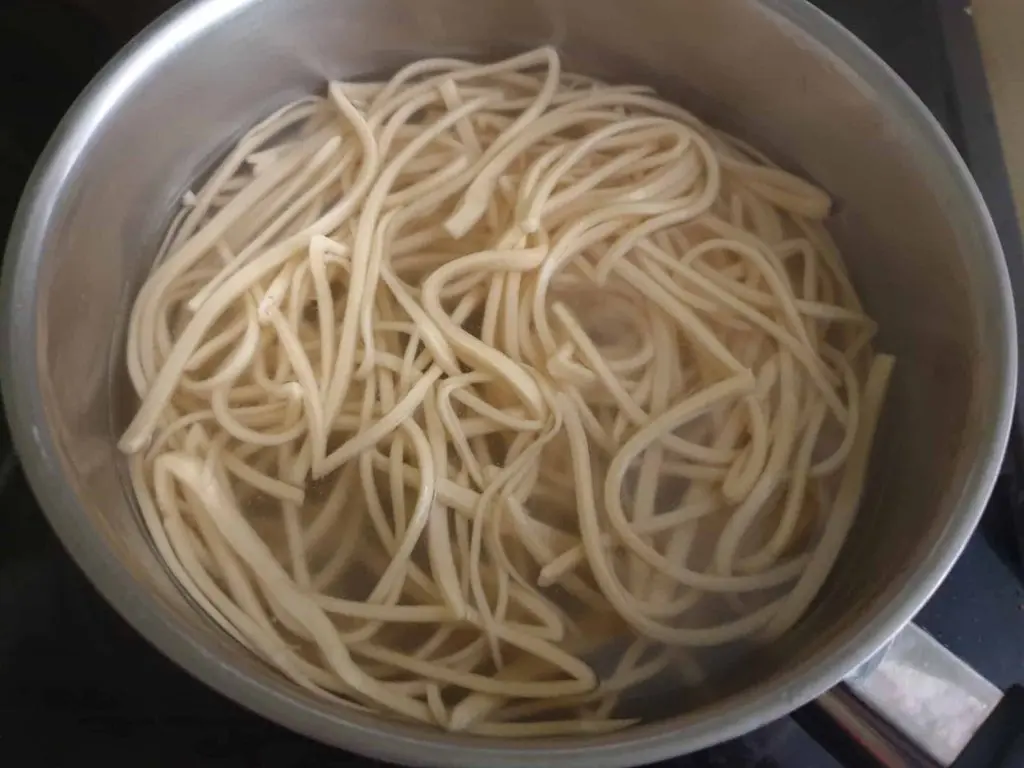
[121,47,893,736]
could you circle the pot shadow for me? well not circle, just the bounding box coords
[980,427,1024,585]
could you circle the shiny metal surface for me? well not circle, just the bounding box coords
[816,688,931,767]
[832,623,1003,767]
[0,0,1016,765]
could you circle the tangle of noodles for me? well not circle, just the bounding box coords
[120,47,894,735]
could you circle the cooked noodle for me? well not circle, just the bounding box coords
[120,47,894,735]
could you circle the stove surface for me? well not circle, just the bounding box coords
[1,1,1022,766]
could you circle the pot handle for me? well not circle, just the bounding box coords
[813,622,1024,767]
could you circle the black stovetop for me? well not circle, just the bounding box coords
[1,1,1023,766]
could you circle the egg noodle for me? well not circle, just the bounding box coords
[120,47,894,735]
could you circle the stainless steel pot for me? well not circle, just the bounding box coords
[0,0,1017,766]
